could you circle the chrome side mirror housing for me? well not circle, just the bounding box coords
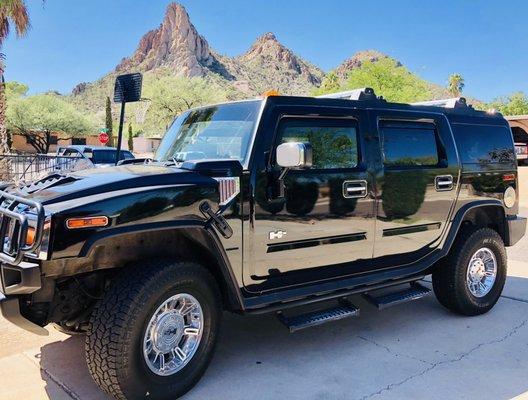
[276,142,313,169]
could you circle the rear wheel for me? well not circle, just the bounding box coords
[85,260,221,400]
[432,227,507,316]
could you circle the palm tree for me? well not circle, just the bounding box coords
[448,73,465,97]
[0,0,30,156]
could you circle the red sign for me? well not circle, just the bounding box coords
[99,132,109,145]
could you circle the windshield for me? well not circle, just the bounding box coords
[92,150,134,164]
[155,100,262,164]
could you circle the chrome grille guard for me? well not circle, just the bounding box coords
[0,190,45,265]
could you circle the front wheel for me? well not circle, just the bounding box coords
[85,260,221,400]
[432,227,507,316]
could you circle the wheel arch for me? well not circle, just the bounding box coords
[444,201,508,254]
[73,223,245,312]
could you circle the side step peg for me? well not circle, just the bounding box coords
[277,298,359,333]
[363,282,431,310]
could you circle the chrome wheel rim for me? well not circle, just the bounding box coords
[143,293,203,376]
[466,247,497,298]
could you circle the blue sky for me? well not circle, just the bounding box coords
[3,0,527,101]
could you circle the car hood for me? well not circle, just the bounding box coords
[17,164,216,205]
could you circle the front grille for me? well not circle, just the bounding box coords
[0,190,45,265]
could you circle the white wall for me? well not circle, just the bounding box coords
[519,166,528,207]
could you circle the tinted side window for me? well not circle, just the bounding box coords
[278,118,359,169]
[451,124,515,164]
[380,122,439,167]
[63,149,82,157]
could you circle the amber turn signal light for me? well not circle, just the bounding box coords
[25,227,36,246]
[262,89,280,97]
[66,216,109,229]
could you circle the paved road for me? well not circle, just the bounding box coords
[1,210,527,400]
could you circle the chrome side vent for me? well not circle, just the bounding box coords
[214,177,240,206]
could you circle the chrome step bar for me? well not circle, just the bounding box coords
[363,282,431,310]
[277,298,359,333]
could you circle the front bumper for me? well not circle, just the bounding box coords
[505,216,527,247]
[0,261,48,335]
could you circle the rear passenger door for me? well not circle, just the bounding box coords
[370,110,459,267]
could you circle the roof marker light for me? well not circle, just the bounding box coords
[262,89,280,98]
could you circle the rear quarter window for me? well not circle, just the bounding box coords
[451,123,515,164]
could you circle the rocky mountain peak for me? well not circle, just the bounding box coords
[115,2,216,77]
[242,32,293,62]
[238,32,324,89]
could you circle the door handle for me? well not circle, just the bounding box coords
[435,175,454,191]
[342,180,368,198]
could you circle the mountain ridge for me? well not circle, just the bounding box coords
[70,2,455,133]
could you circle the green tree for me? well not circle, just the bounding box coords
[127,122,134,152]
[143,76,228,134]
[105,96,114,146]
[346,58,432,103]
[313,71,341,95]
[7,94,94,153]
[448,73,464,97]
[5,81,28,99]
[489,92,528,116]
[4,81,27,151]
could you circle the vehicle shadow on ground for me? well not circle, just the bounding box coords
[38,278,528,400]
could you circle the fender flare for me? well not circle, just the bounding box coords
[79,220,245,311]
[441,200,505,255]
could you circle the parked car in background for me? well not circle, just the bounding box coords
[56,145,134,171]
[515,142,528,165]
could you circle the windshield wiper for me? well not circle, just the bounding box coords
[166,157,185,166]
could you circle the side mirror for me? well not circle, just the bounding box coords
[276,142,313,169]
[269,142,312,201]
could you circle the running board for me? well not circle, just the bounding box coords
[277,299,359,333]
[363,282,431,310]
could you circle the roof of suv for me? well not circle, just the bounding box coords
[263,94,503,120]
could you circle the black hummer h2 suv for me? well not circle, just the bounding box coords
[0,88,525,399]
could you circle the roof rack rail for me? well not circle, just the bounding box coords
[316,87,382,102]
[411,97,469,109]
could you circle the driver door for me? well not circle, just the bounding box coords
[245,107,376,292]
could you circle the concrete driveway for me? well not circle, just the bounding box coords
[1,211,528,400]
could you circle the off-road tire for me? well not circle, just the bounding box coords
[85,260,221,400]
[432,227,507,316]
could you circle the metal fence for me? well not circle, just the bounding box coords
[0,154,85,184]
